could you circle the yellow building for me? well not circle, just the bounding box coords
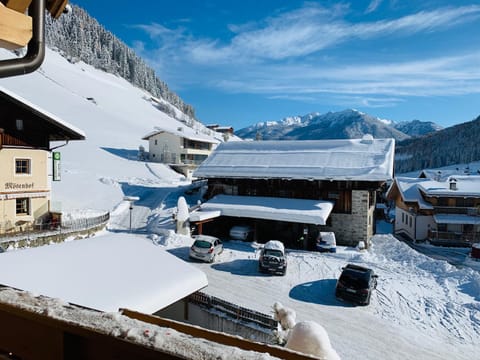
[0,87,84,234]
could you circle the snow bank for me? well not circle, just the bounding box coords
[273,302,340,360]
[286,321,341,360]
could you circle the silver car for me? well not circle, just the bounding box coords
[189,235,223,263]
[229,225,253,241]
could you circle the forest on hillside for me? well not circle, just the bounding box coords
[44,5,195,120]
[395,115,480,173]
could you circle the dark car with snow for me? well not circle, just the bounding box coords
[258,240,287,275]
[335,264,378,305]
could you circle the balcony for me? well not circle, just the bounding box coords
[433,206,480,216]
[428,230,480,246]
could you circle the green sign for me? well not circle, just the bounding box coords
[53,151,61,181]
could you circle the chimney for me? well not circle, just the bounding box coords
[449,178,457,191]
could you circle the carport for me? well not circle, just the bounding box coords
[189,194,334,247]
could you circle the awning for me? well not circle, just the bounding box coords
[434,214,480,225]
[194,194,334,225]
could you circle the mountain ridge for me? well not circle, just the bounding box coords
[235,108,442,141]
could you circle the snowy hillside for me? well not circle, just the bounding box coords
[235,109,438,141]
[0,48,220,214]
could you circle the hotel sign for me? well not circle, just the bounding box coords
[53,151,61,181]
[4,182,34,190]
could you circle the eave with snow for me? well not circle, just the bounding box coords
[142,126,220,178]
[0,234,208,313]
[191,137,395,247]
[387,175,480,244]
[0,86,85,235]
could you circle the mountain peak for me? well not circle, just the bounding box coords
[235,109,442,141]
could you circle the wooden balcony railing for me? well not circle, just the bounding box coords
[428,230,480,243]
[433,206,480,216]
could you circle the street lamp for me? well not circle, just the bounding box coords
[123,196,139,232]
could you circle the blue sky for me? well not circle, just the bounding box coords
[73,1,480,129]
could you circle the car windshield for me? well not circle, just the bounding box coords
[264,249,283,257]
[194,240,212,248]
[340,271,369,289]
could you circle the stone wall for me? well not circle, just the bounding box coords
[324,190,374,247]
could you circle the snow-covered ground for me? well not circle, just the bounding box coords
[1,48,479,359]
[155,230,480,360]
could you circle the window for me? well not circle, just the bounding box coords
[15,159,31,174]
[16,198,30,215]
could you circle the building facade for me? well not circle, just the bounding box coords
[387,176,480,245]
[143,127,219,178]
[0,88,84,235]
[192,137,395,247]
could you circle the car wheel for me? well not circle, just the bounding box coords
[210,255,216,263]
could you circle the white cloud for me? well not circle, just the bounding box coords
[366,0,383,14]
[163,4,480,63]
[132,3,480,109]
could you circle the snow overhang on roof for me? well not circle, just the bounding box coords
[434,214,480,225]
[0,234,208,313]
[418,176,480,197]
[196,194,334,225]
[0,86,86,141]
[193,138,395,181]
[393,177,434,210]
[142,126,219,144]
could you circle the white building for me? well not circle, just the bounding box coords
[387,175,480,245]
[142,127,219,178]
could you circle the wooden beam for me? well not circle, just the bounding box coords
[47,0,69,19]
[0,2,32,50]
[120,308,318,360]
[4,0,32,13]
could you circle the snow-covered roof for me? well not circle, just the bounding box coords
[193,138,395,181]
[189,210,221,222]
[392,177,434,210]
[142,126,220,144]
[417,176,480,197]
[196,194,334,225]
[390,176,480,209]
[433,214,480,225]
[0,234,208,313]
[0,85,86,140]
[419,168,479,181]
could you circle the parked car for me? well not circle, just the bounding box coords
[189,235,223,263]
[258,240,287,275]
[229,225,253,241]
[335,264,378,305]
[316,232,337,253]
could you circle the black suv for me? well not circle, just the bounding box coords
[335,264,378,305]
[258,240,287,275]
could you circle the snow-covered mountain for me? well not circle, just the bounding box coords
[236,109,440,141]
[393,119,443,137]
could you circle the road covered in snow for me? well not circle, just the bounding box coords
[156,228,480,360]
